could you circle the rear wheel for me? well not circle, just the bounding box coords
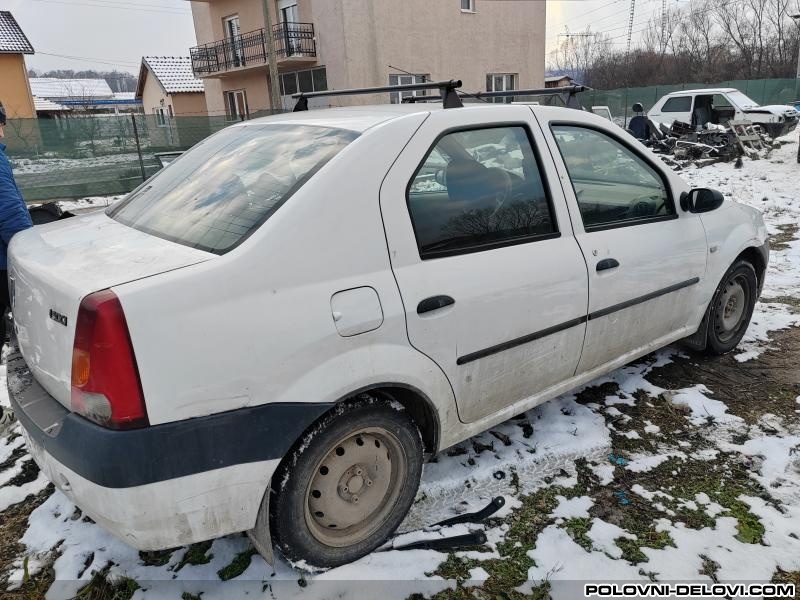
[705,260,758,355]
[271,398,423,568]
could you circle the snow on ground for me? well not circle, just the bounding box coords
[1,131,799,598]
[10,153,144,175]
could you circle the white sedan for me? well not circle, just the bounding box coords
[8,95,768,569]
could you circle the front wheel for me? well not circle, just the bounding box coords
[705,260,758,355]
[271,398,423,569]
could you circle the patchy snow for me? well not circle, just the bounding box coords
[552,495,593,519]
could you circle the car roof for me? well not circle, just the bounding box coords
[241,102,590,133]
[664,88,738,96]
[243,104,441,133]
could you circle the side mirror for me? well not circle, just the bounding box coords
[680,188,724,213]
[434,168,447,187]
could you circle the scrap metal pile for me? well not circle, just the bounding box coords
[631,117,775,169]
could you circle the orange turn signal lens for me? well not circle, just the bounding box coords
[71,349,90,387]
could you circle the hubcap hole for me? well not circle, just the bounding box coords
[356,437,364,446]
[311,490,321,499]
[335,447,345,456]
[319,466,328,475]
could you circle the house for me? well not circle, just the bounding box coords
[0,11,36,119]
[136,56,207,120]
[187,0,547,116]
[29,78,142,114]
[545,75,575,88]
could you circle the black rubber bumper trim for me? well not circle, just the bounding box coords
[8,350,333,489]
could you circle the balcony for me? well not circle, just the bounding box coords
[190,22,317,77]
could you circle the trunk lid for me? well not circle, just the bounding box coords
[8,211,213,409]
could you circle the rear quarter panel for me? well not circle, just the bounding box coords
[115,113,459,450]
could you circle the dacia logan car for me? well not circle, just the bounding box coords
[8,102,768,569]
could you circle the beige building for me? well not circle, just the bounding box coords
[187,0,546,116]
[136,56,207,118]
[0,11,36,119]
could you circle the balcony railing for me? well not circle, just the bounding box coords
[273,21,316,58]
[190,23,316,77]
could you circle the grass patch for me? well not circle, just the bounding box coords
[74,565,139,600]
[217,548,256,581]
[174,541,213,572]
[138,549,173,567]
[563,517,592,551]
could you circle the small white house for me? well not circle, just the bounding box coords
[136,56,207,121]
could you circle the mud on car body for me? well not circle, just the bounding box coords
[8,99,768,568]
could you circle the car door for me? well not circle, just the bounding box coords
[538,115,708,375]
[379,106,588,424]
[650,95,693,126]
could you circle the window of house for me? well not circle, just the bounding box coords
[486,74,516,103]
[661,96,692,112]
[280,67,328,97]
[389,74,429,104]
[154,107,168,127]
[407,126,556,259]
[461,0,475,12]
[225,90,249,120]
[551,125,673,230]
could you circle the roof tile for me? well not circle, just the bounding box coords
[0,11,34,54]
[144,56,204,94]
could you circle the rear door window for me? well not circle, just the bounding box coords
[109,124,358,254]
[661,96,692,112]
[407,126,556,259]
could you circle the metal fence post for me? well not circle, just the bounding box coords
[130,114,147,183]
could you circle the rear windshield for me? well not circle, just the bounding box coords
[108,124,359,254]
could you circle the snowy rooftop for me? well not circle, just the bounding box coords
[29,78,114,100]
[141,56,204,94]
[32,96,71,112]
[0,11,34,54]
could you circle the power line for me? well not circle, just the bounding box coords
[29,0,191,15]
[37,51,140,69]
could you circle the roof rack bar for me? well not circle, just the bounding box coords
[471,85,591,109]
[292,79,463,111]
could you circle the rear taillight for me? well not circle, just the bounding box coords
[71,290,149,430]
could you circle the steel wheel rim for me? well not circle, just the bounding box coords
[715,275,749,342]
[304,427,407,548]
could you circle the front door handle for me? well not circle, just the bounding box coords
[417,295,455,314]
[596,258,620,272]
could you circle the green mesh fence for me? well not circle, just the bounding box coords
[3,112,281,203]
[586,77,800,122]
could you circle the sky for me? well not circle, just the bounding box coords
[4,0,667,76]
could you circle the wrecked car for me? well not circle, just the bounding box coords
[7,93,769,570]
[648,88,799,139]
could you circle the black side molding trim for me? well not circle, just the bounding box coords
[455,277,700,367]
[588,277,700,321]
[457,316,587,366]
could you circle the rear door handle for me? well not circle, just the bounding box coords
[596,258,620,272]
[417,295,455,314]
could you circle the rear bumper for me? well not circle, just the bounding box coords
[8,341,332,550]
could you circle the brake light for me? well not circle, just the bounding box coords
[71,290,149,429]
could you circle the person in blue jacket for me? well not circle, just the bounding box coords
[0,103,33,432]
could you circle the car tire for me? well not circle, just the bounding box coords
[705,259,758,355]
[270,396,423,569]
